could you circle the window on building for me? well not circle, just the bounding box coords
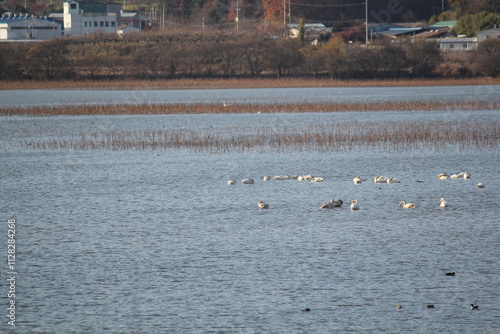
[70,3,77,10]
[450,44,454,49]
[463,44,468,49]
[111,22,115,27]
[100,21,104,27]
[105,21,109,27]
[84,22,87,27]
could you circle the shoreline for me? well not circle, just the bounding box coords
[1,77,500,91]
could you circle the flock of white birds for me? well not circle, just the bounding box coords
[227,172,485,211]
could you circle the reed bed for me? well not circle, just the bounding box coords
[2,100,499,116]
[2,77,500,91]
[25,120,499,153]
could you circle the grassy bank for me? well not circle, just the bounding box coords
[1,77,500,91]
[2,101,499,116]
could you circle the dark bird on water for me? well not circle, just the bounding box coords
[470,304,479,310]
[302,308,311,312]
[445,272,456,276]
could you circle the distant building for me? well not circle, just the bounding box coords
[120,10,149,30]
[437,37,477,51]
[63,0,119,36]
[288,23,331,44]
[477,26,500,43]
[429,21,457,30]
[0,14,61,40]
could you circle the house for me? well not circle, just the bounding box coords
[436,37,477,51]
[288,23,332,44]
[120,10,149,30]
[429,21,457,30]
[0,14,61,40]
[367,23,422,40]
[477,26,500,43]
[63,0,119,36]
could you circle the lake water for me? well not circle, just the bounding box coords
[1,85,500,108]
[1,87,499,333]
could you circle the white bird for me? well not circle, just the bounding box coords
[297,175,305,181]
[242,178,254,184]
[274,175,289,180]
[387,177,401,183]
[321,199,343,208]
[436,172,449,179]
[257,201,269,209]
[477,182,485,188]
[374,176,388,183]
[311,177,324,183]
[303,174,314,180]
[398,201,417,208]
[440,198,447,207]
[463,172,471,179]
[228,179,236,185]
[262,176,271,181]
[350,200,360,210]
[353,176,363,184]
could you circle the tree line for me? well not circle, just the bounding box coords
[1,30,499,80]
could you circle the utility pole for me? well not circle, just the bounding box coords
[283,0,286,37]
[288,0,291,25]
[236,0,239,31]
[365,0,369,45]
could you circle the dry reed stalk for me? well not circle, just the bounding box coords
[1,77,500,91]
[2,101,499,116]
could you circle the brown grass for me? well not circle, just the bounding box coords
[1,77,500,91]
[2,101,499,116]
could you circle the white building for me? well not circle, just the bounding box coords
[476,26,500,43]
[0,14,61,40]
[63,0,119,36]
[437,37,477,51]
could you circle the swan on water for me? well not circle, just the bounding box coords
[242,178,254,184]
[353,176,363,184]
[436,173,449,179]
[321,199,343,208]
[311,177,324,182]
[228,179,236,185]
[274,175,289,180]
[258,201,269,209]
[477,182,485,188]
[262,176,271,181]
[440,198,447,207]
[350,200,360,210]
[374,176,389,183]
[398,201,417,208]
[387,177,401,183]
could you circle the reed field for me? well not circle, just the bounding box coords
[1,77,500,91]
[21,119,499,153]
[2,100,499,116]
